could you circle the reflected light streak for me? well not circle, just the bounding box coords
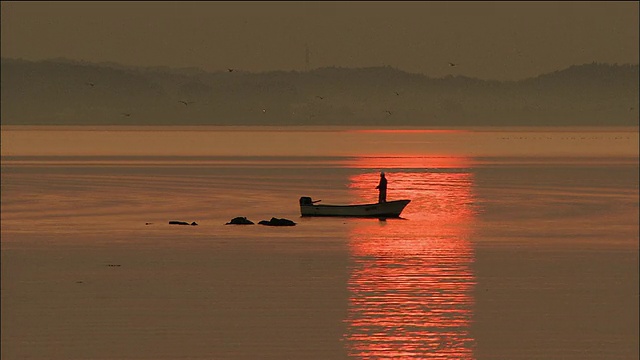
[345,129,470,134]
[344,156,477,359]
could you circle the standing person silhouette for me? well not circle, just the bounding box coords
[376,172,387,203]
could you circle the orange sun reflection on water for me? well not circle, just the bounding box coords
[344,156,477,359]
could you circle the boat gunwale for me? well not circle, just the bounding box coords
[299,213,404,218]
[300,199,410,209]
[299,199,410,217]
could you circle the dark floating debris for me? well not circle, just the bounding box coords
[107,264,121,267]
[169,220,197,226]
[258,217,297,226]
[226,217,255,225]
[145,222,153,225]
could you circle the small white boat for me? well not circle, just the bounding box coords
[299,197,411,218]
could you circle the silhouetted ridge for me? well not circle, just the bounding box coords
[1,58,637,126]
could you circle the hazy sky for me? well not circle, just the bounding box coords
[1,1,638,80]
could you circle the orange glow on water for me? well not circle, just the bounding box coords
[344,156,477,359]
[344,156,475,170]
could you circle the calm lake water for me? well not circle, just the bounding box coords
[1,126,638,359]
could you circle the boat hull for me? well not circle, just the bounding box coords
[300,199,411,218]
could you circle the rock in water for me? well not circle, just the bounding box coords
[169,221,190,225]
[258,217,296,226]
[226,217,255,225]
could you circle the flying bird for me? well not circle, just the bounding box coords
[179,100,194,106]
[385,110,392,115]
[228,68,234,72]
[394,91,400,96]
[448,62,458,67]
[315,95,324,100]
[85,82,95,87]
[121,113,131,117]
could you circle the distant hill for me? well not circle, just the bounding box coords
[1,58,637,126]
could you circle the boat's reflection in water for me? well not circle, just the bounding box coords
[344,156,477,359]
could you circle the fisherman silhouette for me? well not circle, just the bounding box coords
[376,172,387,203]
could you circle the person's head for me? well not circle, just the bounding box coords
[380,171,385,177]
